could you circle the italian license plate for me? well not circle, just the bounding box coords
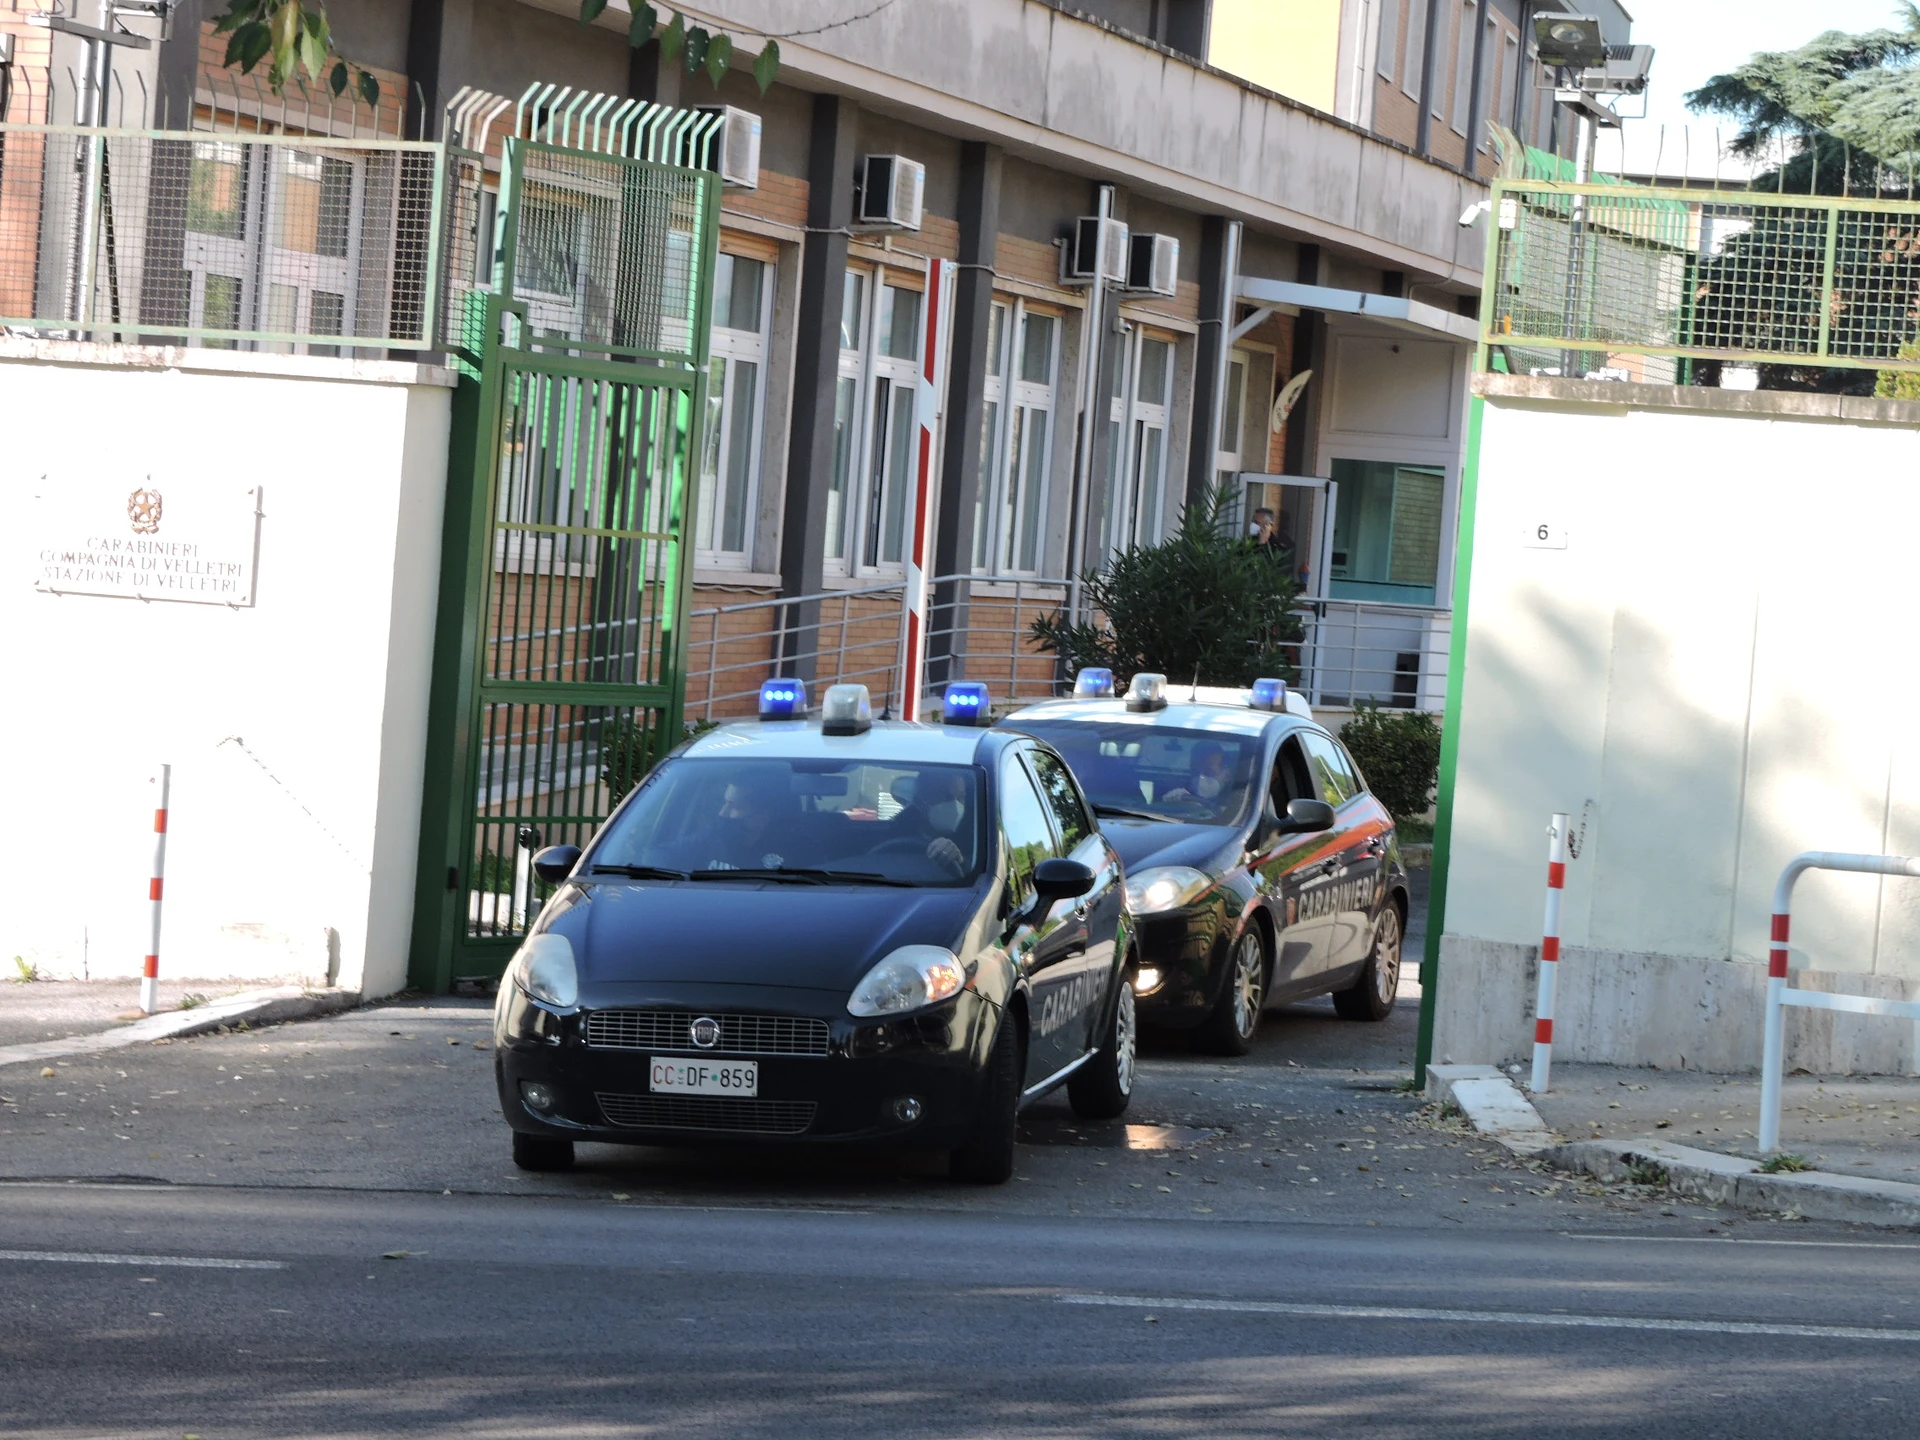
[648,1057,758,1097]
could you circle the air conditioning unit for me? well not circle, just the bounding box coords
[1125,233,1179,297]
[855,154,925,231]
[692,105,762,189]
[1062,215,1129,286]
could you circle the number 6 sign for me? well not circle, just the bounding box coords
[1524,522,1568,549]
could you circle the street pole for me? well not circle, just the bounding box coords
[1559,98,1599,379]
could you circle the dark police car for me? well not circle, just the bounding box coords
[1000,672,1408,1055]
[494,681,1135,1184]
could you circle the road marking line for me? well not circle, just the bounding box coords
[1060,1293,1920,1342]
[1567,1234,1920,1251]
[0,1249,285,1270]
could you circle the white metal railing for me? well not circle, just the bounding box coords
[683,583,1453,721]
[1759,851,1920,1151]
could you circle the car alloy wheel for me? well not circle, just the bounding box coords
[1114,980,1137,1097]
[1373,904,1402,1005]
[1231,929,1265,1040]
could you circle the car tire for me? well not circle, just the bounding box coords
[1195,925,1268,1056]
[950,1013,1021,1185]
[1068,967,1137,1120]
[1333,902,1403,1022]
[512,1131,575,1172]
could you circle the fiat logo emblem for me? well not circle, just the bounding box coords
[689,1017,721,1049]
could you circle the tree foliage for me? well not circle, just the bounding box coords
[581,2,781,94]
[1028,484,1305,689]
[1683,7,1920,392]
[213,2,380,106]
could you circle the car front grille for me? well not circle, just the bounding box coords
[595,1093,818,1135]
[584,1009,831,1058]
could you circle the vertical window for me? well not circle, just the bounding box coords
[1401,0,1427,101]
[1216,351,1250,487]
[826,269,868,567]
[1450,0,1476,135]
[1497,32,1519,145]
[1376,0,1400,81]
[864,282,922,569]
[972,300,1059,576]
[697,252,771,564]
[1099,329,1178,563]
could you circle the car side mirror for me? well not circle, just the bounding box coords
[1276,799,1335,836]
[532,845,582,885]
[1032,857,1096,905]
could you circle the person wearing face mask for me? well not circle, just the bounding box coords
[1161,743,1230,809]
[894,769,971,876]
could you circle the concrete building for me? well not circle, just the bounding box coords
[0,0,1548,993]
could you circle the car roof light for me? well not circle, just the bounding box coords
[942,681,991,727]
[1249,677,1288,712]
[820,683,873,736]
[1124,672,1168,713]
[757,677,808,721]
[1073,667,1115,699]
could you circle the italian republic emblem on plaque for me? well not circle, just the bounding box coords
[127,486,163,535]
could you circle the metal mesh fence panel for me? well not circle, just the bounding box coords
[1486,182,1920,377]
[0,124,444,350]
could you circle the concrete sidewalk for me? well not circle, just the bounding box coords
[1430,1061,1920,1230]
[1530,1064,1920,1187]
[0,979,359,1070]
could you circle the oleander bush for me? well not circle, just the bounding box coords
[1340,703,1442,822]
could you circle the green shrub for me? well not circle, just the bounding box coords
[1340,703,1442,822]
[1877,339,1920,400]
[1028,483,1303,686]
[601,714,720,804]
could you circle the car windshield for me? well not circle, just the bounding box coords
[589,756,987,887]
[1008,721,1258,826]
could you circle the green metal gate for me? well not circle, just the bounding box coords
[411,99,720,992]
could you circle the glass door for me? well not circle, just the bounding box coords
[1240,474,1326,594]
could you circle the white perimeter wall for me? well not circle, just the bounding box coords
[0,342,450,998]
[1436,377,1920,1073]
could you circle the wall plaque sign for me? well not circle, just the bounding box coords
[33,478,262,607]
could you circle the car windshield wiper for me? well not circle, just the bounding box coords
[688,867,917,887]
[1094,804,1171,823]
[590,864,691,880]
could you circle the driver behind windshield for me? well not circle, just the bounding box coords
[1161,742,1229,805]
[699,770,792,871]
[883,769,972,877]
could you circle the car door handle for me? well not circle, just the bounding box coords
[1364,836,1388,857]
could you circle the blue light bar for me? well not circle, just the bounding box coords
[942,681,991,727]
[1249,677,1288,713]
[758,677,808,721]
[1073,667,1115,699]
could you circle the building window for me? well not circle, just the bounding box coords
[825,270,923,573]
[1214,349,1250,487]
[1328,459,1445,605]
[184,141,362,355]
[1401,0,1427,101]
[1496,31,1519,147]
[696,252,772,565]
[1376,0,1400,82]
[1450,0,1476,135]
[973,299,1060,576]
[1099,329,1177,562]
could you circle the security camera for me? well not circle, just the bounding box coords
[1459,200,1491,228]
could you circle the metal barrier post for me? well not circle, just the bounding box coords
[1759,851,1920,1151]
[140,764,171,1015]
[1529,812,1570,1094]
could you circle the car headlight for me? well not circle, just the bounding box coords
[848,945,967,1018]
[1124,866,1212,914]
[512,932,578,1009]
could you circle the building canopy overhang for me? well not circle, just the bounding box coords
[1232,278,1480,345]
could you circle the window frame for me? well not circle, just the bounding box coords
[1098,325,1179,564]
[973,295,1061,577]
[1449,0,1477,136]
[825,265,925,577]
[696,249,775,568]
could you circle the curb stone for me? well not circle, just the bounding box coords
[0,987,359,1070]
[1425,1064,1920,1230]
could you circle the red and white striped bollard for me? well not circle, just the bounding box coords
[1529,811,1570,1093]
[142,765,171,1015]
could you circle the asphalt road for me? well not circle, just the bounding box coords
[9,892,1920,1438]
